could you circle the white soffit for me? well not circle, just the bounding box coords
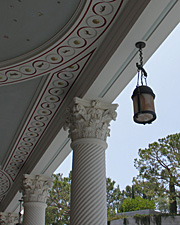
[85,0,180,102]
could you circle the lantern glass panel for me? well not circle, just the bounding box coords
[133,93,155,114]
[132,86,156,124]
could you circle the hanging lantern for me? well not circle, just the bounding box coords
[131,41,156,125]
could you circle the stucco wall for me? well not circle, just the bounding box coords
[110,216,180,225]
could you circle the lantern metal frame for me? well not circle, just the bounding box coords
[131,41,156,125]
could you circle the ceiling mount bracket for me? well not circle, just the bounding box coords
[135,41,146,49]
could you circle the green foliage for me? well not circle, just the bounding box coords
[120,197,155,212]
[107,214,128,222]
[45,173,71,225]
[155,197,169,213]
[122,185,133,198]
[121,184,150,200]
[134,133,180,214]
[106,177,122,219]
[46,174,123,224]
[46,171,157,224]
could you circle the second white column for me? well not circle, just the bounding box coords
[64,97,118,225]
[21,174,53,225]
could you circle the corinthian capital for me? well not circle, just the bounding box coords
[21,174,53,203]
[0,212,6,224]
[64,97,118,142]
[0,212,18,224]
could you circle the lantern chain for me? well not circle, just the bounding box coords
[136,43,147,86]
[139,47,143,67]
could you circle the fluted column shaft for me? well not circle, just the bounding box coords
[23,202,46,225]
[71,138,107,225]
[64,97,118,225]
[21,174,53,225]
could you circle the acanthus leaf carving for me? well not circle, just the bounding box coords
[0,212,18,224]
[21,174,53,204]
[64,97,118,142]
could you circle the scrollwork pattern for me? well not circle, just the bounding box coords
[0,0,123,85]
[0,0,123,203]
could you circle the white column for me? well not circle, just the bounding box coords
[0,212,18,225]
[64,97,118,225]
[21,174,53,225]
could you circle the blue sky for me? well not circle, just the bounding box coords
[56,23,180,190]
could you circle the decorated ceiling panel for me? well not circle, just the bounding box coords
[0,0,124,85]
[0,0,127,208]
[0,0,82,62]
